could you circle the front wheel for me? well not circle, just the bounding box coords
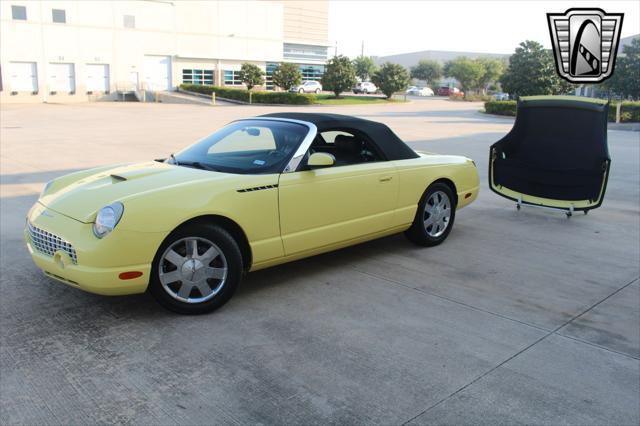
[315,88,321,94]
[404,182,456,247]
[299,88,304,94]
[149,224,243,314]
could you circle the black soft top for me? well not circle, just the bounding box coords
[260,112,419,160]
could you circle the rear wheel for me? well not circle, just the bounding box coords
[149,224,243,314]
[299,88,304,94]
[405,182,456,246]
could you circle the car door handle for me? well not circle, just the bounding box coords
[379,176,393,182]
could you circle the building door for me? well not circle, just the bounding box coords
[143,55,171,90]
[10,62,38,92]
[48,63,75,93]
[129,71,139,91]
[86,64,109,92]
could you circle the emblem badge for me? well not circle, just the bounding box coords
[547,8,624,83]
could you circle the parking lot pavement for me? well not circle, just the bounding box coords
[1,100,638,425]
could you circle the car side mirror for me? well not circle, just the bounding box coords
[307,152,335,169]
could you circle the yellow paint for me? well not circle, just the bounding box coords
[489,157,608,209]
[26,155,479,296]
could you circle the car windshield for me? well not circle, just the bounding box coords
[172,119,309,174]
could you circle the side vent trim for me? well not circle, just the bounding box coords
[237,184,279,193]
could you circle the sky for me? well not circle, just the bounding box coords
[328,0,640,58]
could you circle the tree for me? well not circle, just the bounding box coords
[272,63,302,91]
[238,63,265,91]
[371,62,410,98]
[602,37,640,99]
[476,58,505,93]
[321,55,357,98]
[443,57,485,97]
[352,55,377,81]
[500,40,576,97]
[410,59,443,85]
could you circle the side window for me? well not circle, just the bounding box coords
[313,129,383,166]
[208,126,275,154]
[320,130,351,144]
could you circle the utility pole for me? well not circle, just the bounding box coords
[334,41,338,57]
[361,41,364,57]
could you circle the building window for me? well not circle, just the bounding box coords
[265,63,324,91]
[11,5,27,20]
[52,9,66,23]
[300,64,325,82]
[223,70,242,86]
[265,63,278,90]
[283,43,328,62]
[123,15,135,28]
[182,69,214,85]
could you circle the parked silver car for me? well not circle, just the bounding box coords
[290,81,322,94]
[406,86,435,96]
[352,81,377,94]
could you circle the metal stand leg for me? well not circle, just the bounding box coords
[516,195,522,211]
[566,204,574,218]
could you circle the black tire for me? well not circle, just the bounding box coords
[149,223,243,314]
[315,88,321,94]
[404,182,456,247]
[299,89,304,94]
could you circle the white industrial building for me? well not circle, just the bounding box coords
[0,0,329,103]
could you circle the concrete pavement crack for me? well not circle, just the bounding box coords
[400,276,640,425]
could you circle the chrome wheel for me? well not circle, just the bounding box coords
[159,237,228,304]
[423,190,451,238]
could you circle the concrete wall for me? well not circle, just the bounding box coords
[0,0,305,103]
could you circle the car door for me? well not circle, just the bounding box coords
[278,130,399,256]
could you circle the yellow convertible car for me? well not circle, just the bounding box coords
[26,113,479,314]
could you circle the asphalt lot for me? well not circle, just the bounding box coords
[1,98,638,425]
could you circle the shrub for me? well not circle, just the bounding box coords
[272,63,302,91]
[372,62,410,99]
[452,93,492,102]
[179,84,314,105]
[484,100,639,122]
[608,101,640,122]
[484,100,517,116]
[352,56,377,81]
[238,63,265,91]
[322,55,357,98]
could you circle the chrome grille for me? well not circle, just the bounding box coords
[27,222,77,264]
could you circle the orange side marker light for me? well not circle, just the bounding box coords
[119,271,143,280]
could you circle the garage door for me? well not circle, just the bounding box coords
[86,64,110,92]
[144,55,171,91]
[48,63,76,93]
[10,62,38,92]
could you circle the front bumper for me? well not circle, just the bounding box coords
[25,202,165,296]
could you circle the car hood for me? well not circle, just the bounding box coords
[40,161,228,223]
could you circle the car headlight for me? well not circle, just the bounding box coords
[93,202,124,238]
[40,180,53,199]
